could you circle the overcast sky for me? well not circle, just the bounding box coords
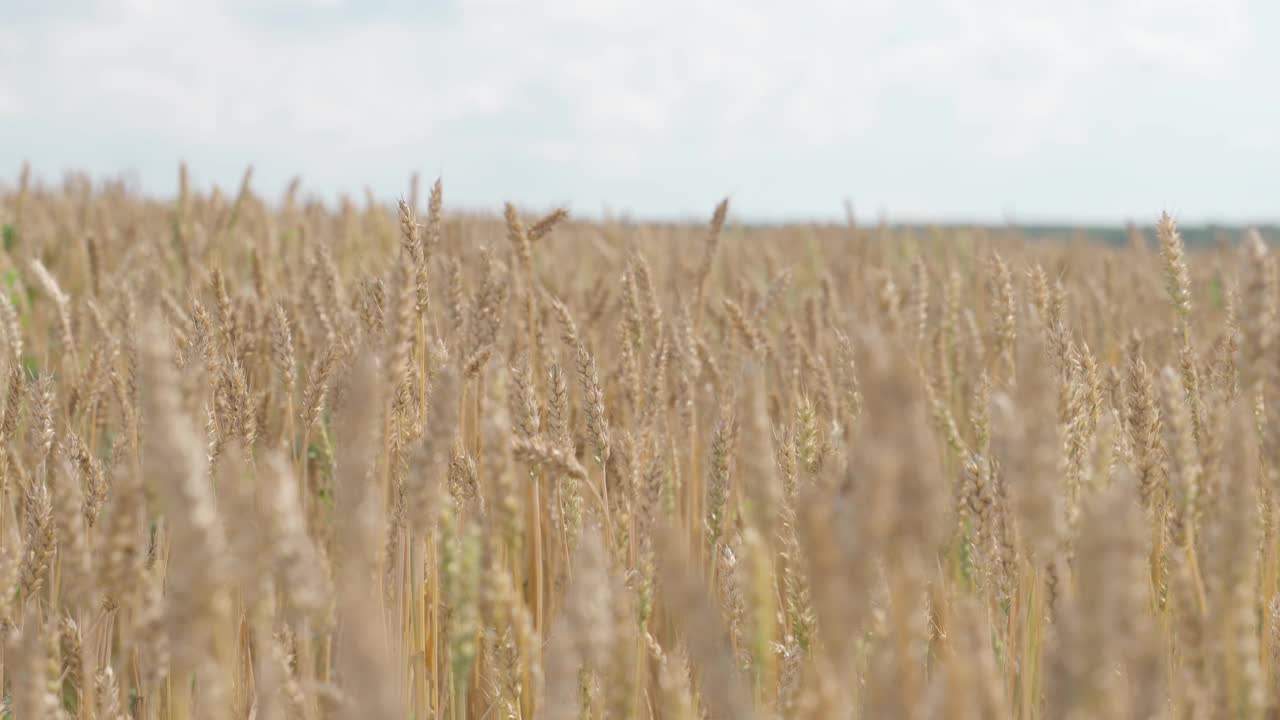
[2,0,1277,222]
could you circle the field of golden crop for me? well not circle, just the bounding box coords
[0,163,1272,719]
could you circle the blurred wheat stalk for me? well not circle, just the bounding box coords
[0,162,1271,720]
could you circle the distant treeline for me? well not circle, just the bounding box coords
[832,223,1280,247]
[739,220,1280,248]
[1015,224,1280,248]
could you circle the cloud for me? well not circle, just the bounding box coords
[1,0,1276,220]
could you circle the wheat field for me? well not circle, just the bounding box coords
[0,163,1272,719]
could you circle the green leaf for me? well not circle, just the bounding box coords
[1210,272,1225,308]
[62,684,80,712]
[1,223,14,252]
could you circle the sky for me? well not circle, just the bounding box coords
[2,0,1278,223]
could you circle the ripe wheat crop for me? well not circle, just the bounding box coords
[0,163,1273,719]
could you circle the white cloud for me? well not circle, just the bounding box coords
[1,0,1276,220]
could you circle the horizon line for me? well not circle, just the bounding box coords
[4,165,1280,230]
